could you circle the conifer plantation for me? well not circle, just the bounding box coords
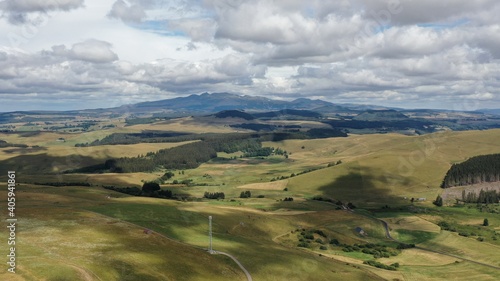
[441,154,500,188]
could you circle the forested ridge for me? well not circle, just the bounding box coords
[75,128,346,147]
[71,134,266,173]
[441,154,500,188]
[70,130,346,173]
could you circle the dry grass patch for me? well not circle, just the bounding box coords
[237,180,289,190]
[380,248,456,266]
[382,216,441,233]
[129,117,240,134]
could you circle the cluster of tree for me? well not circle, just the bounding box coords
[296,228,328,248]
[283,197,294,201]
[322,119,434,132]
[75,131,194,146]
[363,260,399,271]
[343,243,399,259]
[104,185,142,196]
[396,243,416,249]
[271,164,333,182]
[73,134,278,173]
[239,191,252,198]
[162,171,175,180]
[203,192,225,199]
[441,154,500,188]
[214,110,255,120]
[72,129,350,173]
[437,221,457,232]
[103,182,173,199]
[243,147,274,157]
[461,189,500,204]
[312,195,342,205]
[0,140,28,148]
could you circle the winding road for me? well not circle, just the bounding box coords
[215,251,253,281]
[87,211,253,281]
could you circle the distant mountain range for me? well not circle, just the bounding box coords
[110,92,351,115]
[107,92,500,117]
[1,92,500,134]
[1,92,500,124]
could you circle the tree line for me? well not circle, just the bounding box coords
[71,132,308,173]
[104,182,173,199]
[461,189,499,204]
[441,154,500,188]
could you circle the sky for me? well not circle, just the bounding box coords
[0,0,499,112]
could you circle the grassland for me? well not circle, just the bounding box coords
[1,127,500,280]
[0,184,383,281]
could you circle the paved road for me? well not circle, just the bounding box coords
[215,251,253,281]
[87,211,253,281]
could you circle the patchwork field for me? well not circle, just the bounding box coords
[1,128,500,280]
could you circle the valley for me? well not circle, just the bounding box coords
[0,94,499,280]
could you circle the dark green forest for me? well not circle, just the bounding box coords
[441,154,500,188]
[70,129,347,173]
[71,134,273,173]
[461,189,499,204]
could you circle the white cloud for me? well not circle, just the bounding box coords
[68,39,119,63]
[107,0,146,23]
[0,0,84,24]
[1,0,500,110]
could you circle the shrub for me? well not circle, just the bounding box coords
[314,229,327,237]
[363,260,397,271]
[330,239,340,245]
[297,242,309,248]
[142,182,160,192]
[390,263,400,268]
[240,191,252,198]
[304,234,314,240]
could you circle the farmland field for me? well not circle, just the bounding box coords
[1,125,500,280]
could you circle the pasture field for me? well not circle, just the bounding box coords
[0,184,382,281]
[129,117,244,134]
[1,128,500,280]
[0,185,245,281]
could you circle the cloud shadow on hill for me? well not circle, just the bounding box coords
[307,163,413,209]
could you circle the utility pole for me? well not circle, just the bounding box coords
[208,216,214,254]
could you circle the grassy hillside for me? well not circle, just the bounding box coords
[0,185,244,281]
[0,184,382,281]
[1,129,500,280]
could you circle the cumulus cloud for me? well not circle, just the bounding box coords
[357,0,498,25]
[2,0,500,110]
[50,39,119,63]
[69,40,119,63]
[107,0,146,23]
[0,0,84,24]
[0,41,267,110]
